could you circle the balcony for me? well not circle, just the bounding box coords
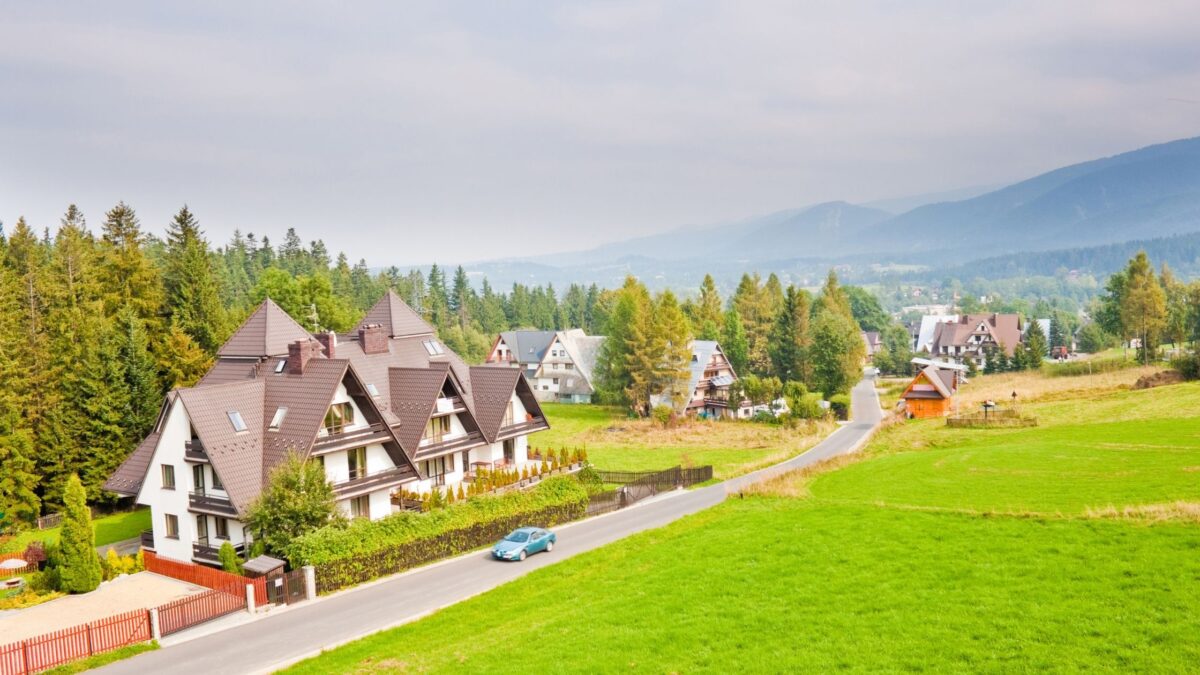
[184,439,208,463]
[311,422,393,455]
[330,465,414,499]
[414,429,486,459]
[140,529,155,551]
[495,416,550,441]
[188,489,238,517]
[431,396,466,416]
[192,538,244,565]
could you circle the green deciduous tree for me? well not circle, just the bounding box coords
[246,452,345,558]
[1120,252,1167,364]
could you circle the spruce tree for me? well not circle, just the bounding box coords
[769,286,813,384]
[1022,320,1047,368]
[721,307,750,375]
[1048,313,1068,353]
[59,474,102,593]
[158,323,214,389]
[163,205,226,352]
[98,202,163,324]
[697,274,723,329]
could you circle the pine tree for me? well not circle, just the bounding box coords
[594,277,649,405]
[697,274,723,329]
[59,474,102,593]
[426,264,450,329]
[1048,313,1068,353]
[1022,319,1047,368]
[721,307,750,375]
[163,205,226,352]
[98,202,163,323]
[114,307,160,441]
[450,266,473,330]
[0,264,40,528]
[158,323,213,389]
[769,286,812,384]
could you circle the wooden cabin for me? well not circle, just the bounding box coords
[900,365,958,419]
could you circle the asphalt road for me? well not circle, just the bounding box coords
[101,376,882,675]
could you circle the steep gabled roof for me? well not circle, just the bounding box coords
[218,299,313,357]
[468,366,523,442]
[498,330,557,366]
[260,358,350,482]
[356,290,434,338]
[557,329,605,391]
[388,364,454,453]
[902,365,954,401]
[177,380,267,515]
[105,392,177,496]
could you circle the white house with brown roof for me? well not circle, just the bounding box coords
[485,329,605,404]
[106,292,548,567]
[927,313,1023,367]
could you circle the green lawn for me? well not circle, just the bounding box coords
[2,509,151,553]
[536,403,833,480]
[287,378,1200,672]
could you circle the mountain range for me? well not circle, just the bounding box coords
[466,135,1200,290]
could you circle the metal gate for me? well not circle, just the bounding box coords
[265,570,308,606]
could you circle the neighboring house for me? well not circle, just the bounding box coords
[861,331,882,360]
[105,291,549,567]
[486,329,605,404]
[913,314,959,353]
[653,340,751,419]
[927,313,1023,366]
[900,365,960,419]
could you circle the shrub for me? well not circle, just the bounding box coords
[59,474,101,594]
[219,541,243,574]
[246,451,345,556]
[290,477,588,575]
[829,394,851,420]
[1171,352,1200,380]
[558,447,569,466]
[751,411,778,424]
[650,404,675,428]
[574,466,605,495]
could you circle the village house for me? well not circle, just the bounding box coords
[653,340,752,419]
[899,364,960,419]
[861,331,882,360]
[105,291,548,567]
[927,313,1023,367]
[485,329,605,404]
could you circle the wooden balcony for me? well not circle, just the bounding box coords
[311,422,394,455]
[184,439,208,463]
[414,429,486,459]
[330,465,413,499]
[430,396,466,417]
[188,489,238,517]
[192,538,244,565]
[495,416,550,441]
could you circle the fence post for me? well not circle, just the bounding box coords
[246,584,256,614]
[22,640,31,675]
[149,608,161,641]
[303,565,316,601]
[86,622,95,656]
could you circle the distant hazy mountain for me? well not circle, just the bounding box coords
[731,201,892,260]
[860,184,1001,214]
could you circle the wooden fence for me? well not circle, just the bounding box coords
[157,584,246,636]
[0,608,151,675]
[586,466,713,516]
[144,550,267,605]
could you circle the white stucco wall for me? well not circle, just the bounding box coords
[135,400,196,563]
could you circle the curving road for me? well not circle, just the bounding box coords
[101,376,882,675]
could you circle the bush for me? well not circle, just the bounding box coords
[101,548,141,580]
[1171,352,1200,380]
[651,404,674,428]
[59,474,101,593]
[574,466,605,495]
[751,411,778,424]
[219,541,243,574]
[828,394,851,420]
[290,477,589,569]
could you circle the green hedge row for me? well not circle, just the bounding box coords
[290,476,587,569]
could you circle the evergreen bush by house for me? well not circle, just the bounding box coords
[58,474,102,593]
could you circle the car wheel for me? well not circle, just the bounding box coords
[546,540,554,553]
[518,550,527,561]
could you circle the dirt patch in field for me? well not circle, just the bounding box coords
[1083,501,1200,524]
[1133,370,1186,390]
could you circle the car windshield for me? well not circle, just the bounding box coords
[504,531,530,543]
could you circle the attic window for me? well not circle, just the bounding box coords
[423,340,445,356]
[269,407,288,430]
[366,383,380,397]
[227,411,248,432]
[274,360,287,374]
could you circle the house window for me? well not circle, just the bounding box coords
[215,517,229,540]
[348,447,367,480]
[502,401,514,427]
[192,464,205,493]
[161,464,176,490]
[553,378,559,385]
[227,411,248,432]
[196,515,209,543]
[423,456,449,480]
[274,360,287,374]
[269,407,288,430]
[503,439,515,464]
[211,469,224,491]
[314,455,325,471]
[424,416,450,443]
[350,495,370,519]
[366,383,380,397]
[422,340,445,356]
[324,402,355,433]
[565,363,574,370]
[164,514,179,539]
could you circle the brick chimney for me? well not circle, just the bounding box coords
[287,339,322,375]
[315,331,337,359]
[359,323,388,355]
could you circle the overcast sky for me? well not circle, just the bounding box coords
[2,1,1198,265]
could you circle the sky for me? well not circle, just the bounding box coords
[2,1,1199,265]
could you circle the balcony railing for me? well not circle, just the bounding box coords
[188,489,238,517]
[311,422,393,454]
[140,529,155,551]
[431,396,466,416]
[330,465,413,498]
[495,416,549,440]
[415,429,486,459]
[184,439,208,462]
[192,539,245,564]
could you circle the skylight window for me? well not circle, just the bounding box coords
[269,407,288,430]
[422,340,445,356]
[274,360,287,374]
[227,411,248,432]
[366,383,380,397]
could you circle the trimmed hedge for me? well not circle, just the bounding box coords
[291,477,588,591]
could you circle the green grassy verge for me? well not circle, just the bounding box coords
[2,509,151,553]
[41,641,158,674]
[537,403,831,480]
[286,376,1200,672]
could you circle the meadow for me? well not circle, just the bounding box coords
[286,371,1200,673]
[535,402,833,481]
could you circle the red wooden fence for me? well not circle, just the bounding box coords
[143,551,267,605]
[157,583,246,636]
[0,608,150,675]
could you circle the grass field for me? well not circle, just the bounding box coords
[287,371,1200,672]
[535,403,834,480]
[2,509,151,553]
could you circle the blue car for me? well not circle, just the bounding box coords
[492,527,556,561]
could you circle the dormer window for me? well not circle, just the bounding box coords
[274,360,287,374]
[227,411,248,432]
[366,383,380,397]
[269,407,288,430]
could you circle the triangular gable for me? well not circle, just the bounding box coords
[218,299,313,357]
[467,366,523,442]
[901,366,953,400]
[356,290,434,338]
[388,364,455,453]
[176,380,267,516]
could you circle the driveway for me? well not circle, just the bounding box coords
[100,376,883,675]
